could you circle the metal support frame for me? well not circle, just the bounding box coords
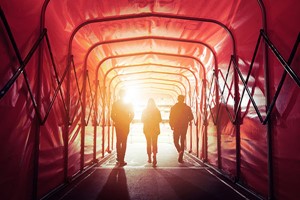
[66,13,233,173]
[36,1,298,199]
[207,29,300,198]
[81,35,216,161]
[96,52,203,158]
[0,2,242,200]
[212,31,300,126]
[0,5,78,199]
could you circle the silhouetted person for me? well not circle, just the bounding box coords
[141,98,162,167]
[169,95,193,163]
[111,89,134,166]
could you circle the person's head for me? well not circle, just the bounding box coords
[177,95,185,103]
[147,98,156,109]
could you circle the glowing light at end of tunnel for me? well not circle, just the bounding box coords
[123,87,148,120]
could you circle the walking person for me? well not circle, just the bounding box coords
[169,95,193,163]
[141,98,162,167]
[111,89,134,166]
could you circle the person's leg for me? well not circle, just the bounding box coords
[152,134,158,166]
[120,132,129,164]
[178,128,187,163]
[152,134,158,155]
[115,128,122,163]
[180,131,186,152]
[173,130,181,153]
[145,133,152,163]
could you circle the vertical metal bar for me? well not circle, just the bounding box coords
[257,0,274,198]
[232,55,241,182]
[214,68,222,170]
[32,119,41,200]
[203,79,208,161]
[64,55,72,182]
[102,86,106,158]
[64,57,73,177]
[111,93,115,151]
[93,80,99,162]
[80,70,88,171]
[264,39,274,200]
[85,74,95,124]
[32,17,45,200]
[107,95,111,153]
[189,82,193,153]
[189,123,192,152]
[195,90,199,157]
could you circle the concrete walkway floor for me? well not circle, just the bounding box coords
[47,142,260,200]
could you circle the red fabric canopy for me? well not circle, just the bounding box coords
[0,0,299,199]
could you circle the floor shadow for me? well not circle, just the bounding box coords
[97,166,130,200]
[156,169,219,200]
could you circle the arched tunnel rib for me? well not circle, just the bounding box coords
[1,1,300,200]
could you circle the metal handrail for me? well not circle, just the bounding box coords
[69,58,98,126]
[68,56,84,124]
[41,32,69,124]
[263,33,300,123]
[215,30,300,125]
[214,71,235,123]
[208,30,299,125]
[0,7,43,122]
[85,72,96,125]
[0,8,75,125]
[0,30,46,100]
[206,67,236,125]
[261,30,300,87]
[233,31,300,124]
[44,33,68,117]
[232,57,264,122]
[234,32,263,121]
[206,73,218,124]
[218,69,234,100]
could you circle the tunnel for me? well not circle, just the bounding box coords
[0,1,300,200]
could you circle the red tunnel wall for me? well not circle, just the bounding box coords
[0,1,300,200]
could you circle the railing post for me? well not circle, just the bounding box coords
[262,31,274,200]
[202,79,208,161]
[213,69,221,170]
[63,55,72,182]
[107,93,111,153]
[195,87,199,157]
[232,55,241,182]
[32,20,46,200]
[93,79,99,162]
[80,70,88,171]
[102,86,106,158]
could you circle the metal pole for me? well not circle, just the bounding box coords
[257,1,274,198]
[203,79,208,161]
[80,70,88,171]
[93,80,99,162]
[102,86,106,158]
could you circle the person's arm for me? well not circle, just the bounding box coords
[111,103,116,122]
[158,110,162,123]
[188,107,194,125]
[169,107,174,130]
